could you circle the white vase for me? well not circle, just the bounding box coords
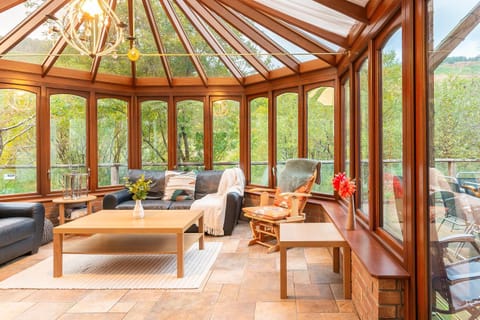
[133,199,144,219]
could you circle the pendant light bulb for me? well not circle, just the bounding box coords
[127,46,140,62]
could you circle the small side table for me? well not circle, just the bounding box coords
[279,223,351,299]
[52,195,97,224]
[243,206,305,253]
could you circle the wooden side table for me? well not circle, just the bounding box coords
[279,223,351,299]
[243,206,305,253]
[52,195,97,224]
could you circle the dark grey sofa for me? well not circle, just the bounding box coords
[103,169,243,235]
[0,202,45,265]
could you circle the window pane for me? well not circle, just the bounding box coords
[213,100,240,170]
[428,1,480,318]
[250,97,268,185]
[276,93,298,169]
[176,100,204,170]
[380,29,403,242]
[343,79,351,178]
[359,59,369,216]
[307,87,334,194]
[0,89,36,194]
[141,100,168,170]
[97,98,128,186]
[50,94,87,192]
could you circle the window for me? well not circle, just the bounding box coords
[307,86,334,193]
[97,98,128,187]
[212,99,240,169]
[50,94,87,192]
[0,89,37,195]
[342,79,351,178]
[427,1,480,318]
[141,100,168,170]
[176,99,204,170]
[276,92,298,174]
[249,97,268,185]
[379,28,403,242]
[358,59,370,216]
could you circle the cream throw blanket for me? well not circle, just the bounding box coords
[191,168,245,236]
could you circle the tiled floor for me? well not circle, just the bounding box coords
[0,221,358,320]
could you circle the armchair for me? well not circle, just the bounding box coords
[243,158,321,252]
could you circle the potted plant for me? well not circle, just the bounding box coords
[124,174,152,219]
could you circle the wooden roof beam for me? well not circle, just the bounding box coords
[216,0,337,66]
[0,0,25,13]
[175,0,244,84]
[161,0,209,86]
[198,0,299,73]
[186,0,270,79]
[313,0,369,23]
[0,0,70,54]
[239,0,348,48]
[430,2,480,70]
[142,0,173,87]
[128,0,137,86]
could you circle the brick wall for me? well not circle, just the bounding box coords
[352,253,404,320]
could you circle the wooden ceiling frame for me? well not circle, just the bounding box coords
[0,0,70,54]
[238,0,349,49]
[216,0,337,66]
[429,2,480,70]
[0,0,25,13]
[175,0,245,84]
[313,0,369,23]
[197,0,299,73]
[142,0,173,87]
[160,0,209,86]
[91,0,119,82]
[186,0,270,80]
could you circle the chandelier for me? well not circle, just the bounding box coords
[49,0,126,58]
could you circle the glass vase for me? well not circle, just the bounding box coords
[133,199,144,219]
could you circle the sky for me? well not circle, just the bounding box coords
[0,0,479,58]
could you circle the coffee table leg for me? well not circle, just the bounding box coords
[53,233,63,277]
[280,245,287,299]
[177,232,184,278]
[198,215,204,250]
[343,246,352,299]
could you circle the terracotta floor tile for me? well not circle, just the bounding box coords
[67,290,127,313]
[14,302,73,320]
[0,289,34,301]
[255,301,297,320]
[211,302,256,320]
[218,283,240,302]
[23,289,90,303]
[0,302,35,320]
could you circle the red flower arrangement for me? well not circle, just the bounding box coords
[332,172,356,198]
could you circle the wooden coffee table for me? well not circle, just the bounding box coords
[53,209,204,278]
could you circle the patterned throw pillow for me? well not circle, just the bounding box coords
[162,171,197,201]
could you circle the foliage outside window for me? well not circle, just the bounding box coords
[50,94,87,192]
[307,87,334,193]
[343,79,351,178]
[0,89,37,195]
[213,99,240,170]
[141,100,168,170]
[428,1,480,318]
[97,98,128,187]
[176,100,204,170]
[358,59,370,216]
[276,92,298,178]
[380,28,404,242]
[250,97,268,185]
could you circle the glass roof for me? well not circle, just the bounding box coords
[0,0,376,85]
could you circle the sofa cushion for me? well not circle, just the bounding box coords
[168,200,194,210]
[0,217,35,248]
[128,169,166,199]
[116,200,172,210]
[195,170,222,199]
[163,171,197,201]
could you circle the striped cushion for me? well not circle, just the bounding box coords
[162,171,197,201]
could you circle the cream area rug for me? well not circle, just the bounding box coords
[0,242,221,290]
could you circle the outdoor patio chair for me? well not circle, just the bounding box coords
[431,232,480,319]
